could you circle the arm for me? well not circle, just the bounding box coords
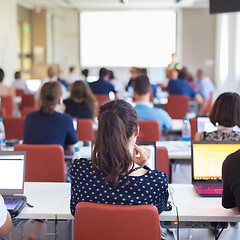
[194,132,202,141]
[0,211,11,237]
[65,144,76,155]
[192,93,203,105]
[132,144,151,167]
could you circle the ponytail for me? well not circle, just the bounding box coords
[92,100,138,186]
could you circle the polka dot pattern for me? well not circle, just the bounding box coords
[70,158,169,216]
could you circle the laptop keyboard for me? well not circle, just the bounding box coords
[195,182,222,189]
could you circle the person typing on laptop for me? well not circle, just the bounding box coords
[195,92,240,141]
[0,195,11,237]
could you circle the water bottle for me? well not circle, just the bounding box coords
[0,118,5,150]
[73,146,81,160]
[182,117,191,141]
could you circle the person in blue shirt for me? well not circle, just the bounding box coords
[133,75,172,131]
[167,69,203,110]
[89,68,117,96]
[24,81,78,155]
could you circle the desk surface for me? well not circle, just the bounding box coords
[157,141,191,159]
[17,182,71,220]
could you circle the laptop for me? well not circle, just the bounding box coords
[0,151,27,217]
[191,142,240,197]
[136,141,156,170]
[197,117,217,132]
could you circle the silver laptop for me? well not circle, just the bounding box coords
[197,117,217,132]
[0,151,26,216]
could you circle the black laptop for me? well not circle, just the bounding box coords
[191,142,240,197]
[0,151,27,217]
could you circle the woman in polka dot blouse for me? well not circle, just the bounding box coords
[70,99,169,216]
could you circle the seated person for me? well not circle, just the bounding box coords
[0,195,11,237]
[64,81,97,119]
[222,149,240,212]
[195,92,240,141]
[133,75,172,131]
[0,68,15,98]
[12,71,29,93]
[70,100,169,216]
[89,68,118,98]
[24,81,78,155]
[167,69,203,108]
[196,69,215,115]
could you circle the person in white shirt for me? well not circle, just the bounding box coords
[12,71,29,93]
[196,69,215,115]
[67,66,81,85]
[0,195,11,237]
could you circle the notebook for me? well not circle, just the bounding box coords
[0,151,27,217]
[197,117,217,132]
[191,142,240,197]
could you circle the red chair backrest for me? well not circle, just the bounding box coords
[3,117,25,140]
[166,95,189,119]
[0,108,7,117]
[21,94,35,110]
[16,89,25,97]
[156,146,169,180]
[77,119,94,142]
[94,94,109,117]
[189,117,197,141]
[74,202,161,240]
[201,92,213,115]
[22,107,38,117]
[14,144,65,182]
[137,120,161,141]
[1,96,14,117]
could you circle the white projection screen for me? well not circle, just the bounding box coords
[80,11,176,67]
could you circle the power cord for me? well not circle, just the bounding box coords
[169,186,180,240]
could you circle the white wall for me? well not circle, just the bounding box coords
[0,0,17,85]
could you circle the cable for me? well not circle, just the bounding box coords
[169,186,180,240]
[216,227,224,240]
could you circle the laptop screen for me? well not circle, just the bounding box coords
[197,117,217,132]
[192,142,240,181]
[0,152,25,195]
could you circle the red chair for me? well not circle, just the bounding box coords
[20,94,35,111]
[137,120,161,141]
[15,89,25,97]
[14,144,65,182]
[0,107,6,117]
[22,107,38,117]
[166,95,189,119]
[77,119,94,142]
[74,202,161,240]
[201,92,213,115]
[189,117,197,141]
[3,117,25,140]
[1,96,14,117]
[156,146,170,180]
[94,94,109,117]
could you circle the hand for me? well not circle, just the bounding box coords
[133,144,151,167]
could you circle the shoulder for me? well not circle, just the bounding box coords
[223,149,240,171]
[63,98,73,104]
[25,111,40,120]
[70,158,92,173]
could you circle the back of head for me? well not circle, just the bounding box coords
[0,68,4,82]
[15,71,21,80]
[69,66,75,73]
[209,92,240,127]
[47,67,58,79]
[99,68,109,78]
[40,81,62,115]
[82,69,89,78]
[92,100,138,186]
[168,69,178,79]
[196,69,204,80]
[133,75,151,95]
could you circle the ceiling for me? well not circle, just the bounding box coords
[17,0,209,10]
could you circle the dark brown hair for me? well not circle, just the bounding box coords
[47,67,58,79]
[92,100,138,186]
[0,68,4,82]
[15,71,21,79]
[133,75,151,95]
[70,81,97,119]
[209,92,240,127]
[40,81,62,115]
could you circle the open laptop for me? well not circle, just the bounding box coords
[191,142,240,197]
[136,141,156,170]
[0,151,27,217]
